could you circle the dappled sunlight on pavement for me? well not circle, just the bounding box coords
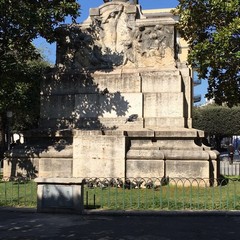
[0,207,240,239]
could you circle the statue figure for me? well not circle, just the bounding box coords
[110,0,138,3]
[102,4,124,51]
[112,0,128,2]
[103,0,139,5]
[123,41,135,65]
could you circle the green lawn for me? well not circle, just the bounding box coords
[84,180,240,211]
[0,180,37,207]
[1,178,240,210]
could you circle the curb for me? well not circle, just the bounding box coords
[83,209,240,216]
[1,207,240,217]
[0,206,36,213]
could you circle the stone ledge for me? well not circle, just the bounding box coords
[127,149,164,159]
[125,128,205,138]
[72,128,205,138]
[154,129,205,138]
[35,177,83,184]
[163,150,211,160]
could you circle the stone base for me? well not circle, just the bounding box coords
[35,178,84,214]
[3,128,220,185]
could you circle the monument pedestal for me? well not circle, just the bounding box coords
[4,127,219,186]
[72,128,219,186]
[3,1,219,186]
[35,178,84,213]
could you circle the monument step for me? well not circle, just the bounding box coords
[126,149,212,161]
[42,70,182,95]
[144,117,185,128]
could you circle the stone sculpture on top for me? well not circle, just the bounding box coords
[56,0,175,71]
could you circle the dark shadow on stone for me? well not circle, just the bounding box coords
[6,130,73,179]
[194,132,202,147]
[17,159,38,179]
[55,24,124,72]
[5,24,131,178]
[41,61,130,130]
[209,160,214,187]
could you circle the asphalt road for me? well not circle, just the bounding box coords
[0,208,240,240]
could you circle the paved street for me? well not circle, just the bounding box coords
[0,208,240,240]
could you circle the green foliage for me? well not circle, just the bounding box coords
[0,180,37,207]
[175,0,240,107]
[192,105,240,136]
[0,0,80,131]
[0,0,80,68]
[1,179,240,210]
[0,58,50,131]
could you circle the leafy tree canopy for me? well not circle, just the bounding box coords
[175,0,240,107]
[0,0,80,126]
[0,0,80,144]
[193,105,240,136]
[192,104,240,150]
[0,0,80,72]
[0,59,50,131]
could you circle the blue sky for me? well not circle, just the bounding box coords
[34,0,207,104]
[78,0,179,21]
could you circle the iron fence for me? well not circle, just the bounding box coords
[1,176,240,211]
[0,177,37,207]
[83,177,240,211]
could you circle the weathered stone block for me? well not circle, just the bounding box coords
[40,95,75,119]
[141,71,182,93]
[166,160,210,179]
[92,73,141,93]
[41,73,78,95]
[126,130,155,138]
[144,93,184,117]
[163,150,210,160]
[127,149,164,160]
[3,157,39,179]
[35,178,84,213]
[126,160,165,178]
[144,117,185,128]
[39,158,72,178]
[73,132,126,177]
[99,117,144,129]
[74,93,142,118]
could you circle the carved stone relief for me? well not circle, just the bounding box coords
[56,2,176,70]
[132,24,175,67]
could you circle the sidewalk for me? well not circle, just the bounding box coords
[0,207,240,239]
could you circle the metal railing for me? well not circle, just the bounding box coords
[83,177,240,211]
[0,177,37,207]
[1,177,240,211]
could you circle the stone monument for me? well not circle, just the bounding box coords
[4,0,219,185]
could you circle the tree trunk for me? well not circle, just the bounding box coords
[215,135,224,152]
[0,114,6,157]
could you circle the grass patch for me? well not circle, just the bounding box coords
[84,180,240,211]
[1,178,240,211]
[224,175,240,181]
[0,180,37,207]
